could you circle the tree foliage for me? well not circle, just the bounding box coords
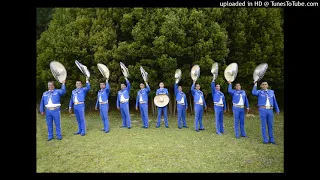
[37,8,284,112]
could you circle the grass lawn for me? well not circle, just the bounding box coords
[36,110,284,173]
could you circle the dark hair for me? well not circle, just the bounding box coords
[140,82,145,85]
[195,83,200,86]
[215,83,220,87]
[76,80,82,83]
[48,81,54,85]
[235,83,241,86]
[100,82,106,85]
[159,82,164,84]
[260,81,268,85]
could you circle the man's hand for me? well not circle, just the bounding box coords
[224,110,226,113]
[228,81,231,84]
[193,80,196,84]
[95,107,98,110]
[246,108,249,113]
[186,107,188,110]
[69,108,72,114]
[86,77,89,82]
[41,112,45,116]
[136,107,138,110]
[62,80,66,84]
[117,107,120,110]
[205,106,207,110]
[276,112,280,115]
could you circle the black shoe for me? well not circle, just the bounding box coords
[74,132,80,135]
[156,126,160,128]
[144,127,148,129]
[241,135,247,138]
[199,128,205,130]
[57,137,62,140]
[101,129,105,131]
[128,127,131,129]
[80,133,85,136]
[105,131,110,133]
[183,126,189,128]
[263,142,268,144]
[165,126,169,128]
[47,138,53,141]
[178,127,182,129]
[270,142,276,145]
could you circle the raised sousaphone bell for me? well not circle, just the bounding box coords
[50,61,67,83]
[120,62,129,78]
[140,66,148,82]
[191,65,200,81]
[224,63,238,82]
[253,63,268,83]
[97,63,110,80]
[175,69,182,83]
[211,62,218,81]
[75,60,90,78]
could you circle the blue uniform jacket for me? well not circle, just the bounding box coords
[95,82,110,108]
[69,82,91,108]
[174,83,188,107]
[136,84,151,108]
[228,84,249,108]
[191,83,207,108]
[252,85,280,113]
[40,84,66,113]
[116,79,131,108]
[211,82,226,110]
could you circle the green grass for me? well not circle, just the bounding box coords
[37,110,284,173]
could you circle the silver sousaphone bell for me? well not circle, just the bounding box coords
[75,60,90,78]
[120,62,129,78]
[191,65,200,82]
[253,63,268,83]
[211,62,218,81]
[50,61,67,83]
[140,66,148,82]
[175,69,182,83]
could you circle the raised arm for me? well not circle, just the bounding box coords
[174,83,178,96]
[211,81,216,95]
[125,79,131,92]
[228,83,235,95]
[146,84,150,93]
[252,83,259,96]
[84,81,91,93]
[191,83,196,96]
[58,83,66,96]
[105,81,110,93]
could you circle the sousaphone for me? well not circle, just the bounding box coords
[253,63,268,83]
[50,61,67,83]
[75,60,90,78]
[224,63,238,82]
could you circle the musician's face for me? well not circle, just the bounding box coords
[48,82,54,90]
[235,83,241,90]
[196,84,200,90]
[100,83,106,89]
[140,83,145,89]
[121,84,126,90]
[215,84,220,91]
[159,83,164,88]
[178,86,182,91]
[76,81,82,88]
